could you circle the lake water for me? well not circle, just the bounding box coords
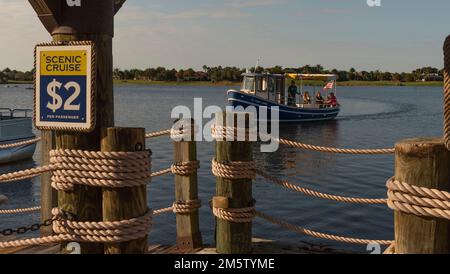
[0,84,444,253]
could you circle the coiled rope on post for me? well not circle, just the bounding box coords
[255,211,393,245]
[172,200,202,214]
[0,137,41,150]
[443,36,450,150]
[213,206,256,223]
[171,161,200,176]
[387,177,450,220]
[211,125,257,141]
[211,158,256,180]
[49,149,152,191]
[257,170,387,204]
[0,208,153,249]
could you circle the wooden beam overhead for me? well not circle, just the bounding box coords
[114,0,126,15]
[28,0,61,34]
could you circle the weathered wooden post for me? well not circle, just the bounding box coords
[0,195,7,206]
[102,127,148,254]
[392,138,450,253]
[29,0,126,253]
[172,119,203,251]
[40,131,55,236]
[213,112,255,254]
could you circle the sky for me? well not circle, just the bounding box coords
[1,0,450,72]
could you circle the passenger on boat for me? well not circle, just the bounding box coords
[288,81,299,106]
[315,92,324,108]
[303,92,311,105]
[326,92,338,107]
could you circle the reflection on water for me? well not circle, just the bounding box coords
[0,84,444,252]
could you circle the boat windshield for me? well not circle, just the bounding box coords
[241,76,255,93]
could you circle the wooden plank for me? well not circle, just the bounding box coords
[102,127,148,254]
[394,138,450,253]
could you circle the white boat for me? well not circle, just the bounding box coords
[0,108,37,165]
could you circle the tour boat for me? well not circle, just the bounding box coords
[0,109,37,165]
[228,73,340,122]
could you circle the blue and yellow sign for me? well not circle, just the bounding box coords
[35,43,95,131]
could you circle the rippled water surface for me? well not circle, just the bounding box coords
[0,84,444,252]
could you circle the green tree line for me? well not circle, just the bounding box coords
[0,66,443,84]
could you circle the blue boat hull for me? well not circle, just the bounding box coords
[227,90,340,122]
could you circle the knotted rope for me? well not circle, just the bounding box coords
[172,200,202,214]
[0,137,41,150]
[213,206,256,223]
[257,170,387,204]
[211,125,257,141]
[255,211,393,245]
[444,36,450,150]
[211,158,256,180]
[171,161,200,176]
[49,149,152,191]
[387,177,450,220]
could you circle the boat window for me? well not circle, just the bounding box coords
[241,77,255,93]
[261,77,268,92]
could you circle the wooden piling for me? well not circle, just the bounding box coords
[214,112,254,254]
[54,32,114,254]
[40,130,56,236]
[394,138,450,253]
[102,127,148,254]
[173,120,203,250]
[0,195,7,206]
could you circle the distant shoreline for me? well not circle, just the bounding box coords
[4,80,444,87]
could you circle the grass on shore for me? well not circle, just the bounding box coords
[115,79,444,87]
[4,79,444,87]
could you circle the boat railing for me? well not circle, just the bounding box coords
[0,108,32,120]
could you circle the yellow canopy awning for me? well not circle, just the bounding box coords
[287,73,337,81]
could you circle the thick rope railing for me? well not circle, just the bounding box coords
[276,138,395,155]
[0,208,153,249]
[255,211,393,245]
[0,149,156,249]
[387,177,450,220]
[257,170,387,204]
[145,129,171,139]
[211,125,394,154]
[443,35,450,150]
[0,206,41,215]
[0,165,55,184]
[0,137,41,150]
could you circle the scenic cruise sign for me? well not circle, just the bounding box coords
[35,42,96,132]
